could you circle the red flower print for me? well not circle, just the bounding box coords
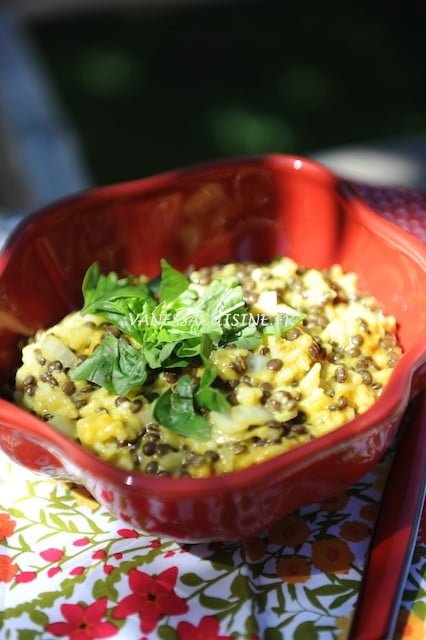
[113,567,188,633]
[47,597,117,640]
[74,537,91,547]
[93,550,107,560]
[70,566,85,576]
[150,540,161,549]
[117,528,139,539]
[48,567,62,578]
[0,555,18,582]
[103,565,114,575]
[15,571,37,583]
[177,616,232,640]
[0,514,16,540]
[40,548,64,562]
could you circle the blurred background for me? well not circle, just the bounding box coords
[0,0,426,214]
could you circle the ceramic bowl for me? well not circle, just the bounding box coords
[0,155,424,541]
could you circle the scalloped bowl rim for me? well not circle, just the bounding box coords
[0,154,424,495]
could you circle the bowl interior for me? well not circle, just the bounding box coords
[0,155,424,385]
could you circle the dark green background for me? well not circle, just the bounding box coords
[30,1,426,185]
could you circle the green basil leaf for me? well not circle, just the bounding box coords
[262,312,305,337]
[221,323,262,350]
[196,386,230,413]
[154,375,211,441]
[82,263,152,317]
[159,259,189,302]
[70,334,147,394]
[195,357,230,413]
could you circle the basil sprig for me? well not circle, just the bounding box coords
[153,360,230,441]
[70,260,304,440]
[71,334,147,394]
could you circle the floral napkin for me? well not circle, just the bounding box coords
[0,183,425,640]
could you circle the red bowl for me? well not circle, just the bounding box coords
[0,155,424,541]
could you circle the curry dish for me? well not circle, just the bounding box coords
[14,258,401,478]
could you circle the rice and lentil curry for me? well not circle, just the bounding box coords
[14,258,401,478]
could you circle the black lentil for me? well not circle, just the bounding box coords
[62,381,76,396]
[230,356,248,374]
[308,342,322,360]
[266,420,282,429]
[348,347,361,357]
[335,366,348,383]
[156,444,173,456]
[205,450,219,462]
[142,442,157,456]
[267,358,283,371]
[356,356,373,370]
[48,360,63,372]
[146,422,160,432]
[286,327,301,341]
[163,371,178,384]
[228,393,238,406]
[291,424,308,435]
[145,461,159,474]
[146,433,160,443]
[360,369,373,385]
[130,399,142,413]
[337,396,348,410]
[267,398,282,412]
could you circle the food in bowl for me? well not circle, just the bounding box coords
[14,257,402,478]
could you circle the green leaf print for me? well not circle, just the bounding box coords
[180,572,204,586]
[29,610,49,627]
[264,628,283,640]
[294,621,318,640]
[157,625,178,640]
[199,594,231,610]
